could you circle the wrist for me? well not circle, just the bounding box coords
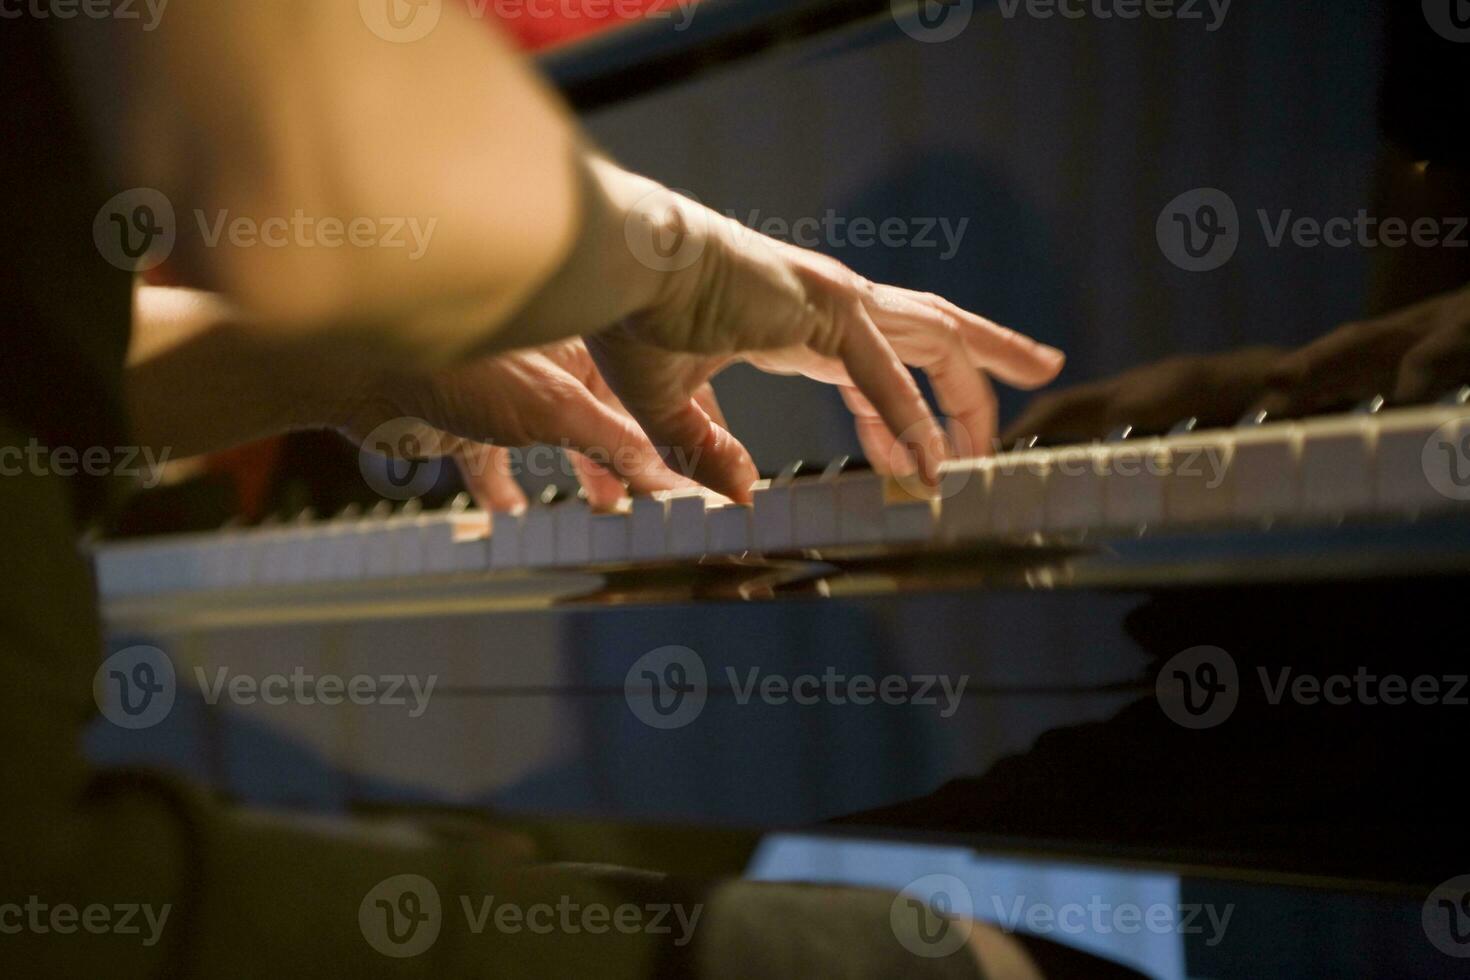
[481,153,682,352]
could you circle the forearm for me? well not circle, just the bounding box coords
[125,286,368,457]
[125,152,677,457]
[62,4,586,369]
[477,155,673,354]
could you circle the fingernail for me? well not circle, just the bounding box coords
[1040,344,1066,367]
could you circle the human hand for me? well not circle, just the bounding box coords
[1259,283,1470,416]
[1003,346,1285,443]
[588,168,1066,500]
[340,338,711,512]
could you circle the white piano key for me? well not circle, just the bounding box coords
[277,523,317,583]
[521,507,557,567]
[553,501,592,566]
[94,543,159,596]
[326,522,370,581]
[589,511,630,563]
[1298,416,1376,519]
[199,534,239,589]
[301,524,338,582]
[414,514,457,574]
[706,503,752,554]
[936,459,991,542]
[791,480,839,548]
[1164,434,1235,526]
[666,492,711,558]
[222,532,261,587]
[488,511,525,569]
[1375,406,1467,514]
[882,498,937,544]
[752,480,793,553]
[1103,439,1169,529]
[361,521,398,579]
[988,451,1050,536]
[448,511,491,573]
[1229,423,1301,523]
[386,516,429,576]
[256,528,292,585]
[1044,445,1107,532]
[834,473,888,546]
[629,496,668,560]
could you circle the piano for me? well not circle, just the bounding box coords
[94,398,1470,601]
[85,1,1470,975]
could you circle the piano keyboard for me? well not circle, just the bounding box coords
[92,401,1470,598]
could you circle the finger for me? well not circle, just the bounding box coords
[924,335,999,459]
[640,396,759,502]
[454,444,527,515]
[560,395,696,499]
[839,308,949,485]
[1265,317,1425,416]
[566,450,628,511]
[1396,324,1470,403]
[871,287,1066,389]
[1003,386,1112,443]
[839,385,909,475]
[693,383,729,430]
[589,338,760,502]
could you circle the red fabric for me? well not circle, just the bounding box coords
[473,0,687,51]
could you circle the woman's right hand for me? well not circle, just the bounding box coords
[587,164,1067,500]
